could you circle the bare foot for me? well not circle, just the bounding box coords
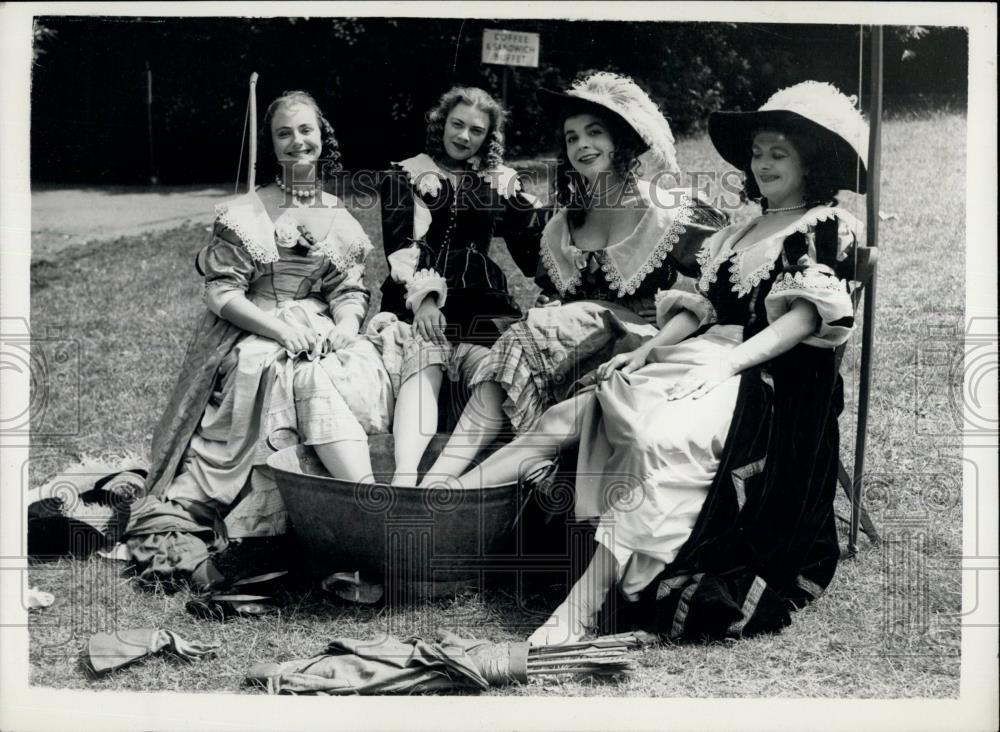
[527,599,595,646]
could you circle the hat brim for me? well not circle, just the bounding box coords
[536,87,650,155]
[708,109,867,194]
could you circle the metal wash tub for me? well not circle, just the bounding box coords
[266,435,526,596]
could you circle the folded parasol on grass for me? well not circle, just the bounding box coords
[246,631,657,694]
[85,628,219,675]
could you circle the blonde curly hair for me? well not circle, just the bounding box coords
[425,86,506,170]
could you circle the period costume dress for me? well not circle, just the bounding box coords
[571,206,859,638]
[132,192,392,569]
[471,178,726,433]
[375,153,548,390]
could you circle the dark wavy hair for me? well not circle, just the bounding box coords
[553,104,646,228]
[424,86,506,170]
[258,90,343,183]
[739,120,840,210]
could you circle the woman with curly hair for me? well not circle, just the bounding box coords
[376,86,548,486]
[451,81,867,646]
[136,91,392,563]
[420,72,725,484]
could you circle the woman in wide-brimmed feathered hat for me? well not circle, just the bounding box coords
[447,81,868,647]
[421,71,726,483]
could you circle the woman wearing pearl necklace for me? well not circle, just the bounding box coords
[140,91,392,548]
[448,81,867,646]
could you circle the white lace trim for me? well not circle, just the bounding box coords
[770,268,848,295]
[404,267,448,311]
[215,194,373,272]
[540,184,697,297]
[395,153,522,200]
[214,200,279,264]
[479,164,523,199]
[396,154,446,198]
[698,206,862,297]
[695,234,724,295]
[540,223,582,295]
[602,191,693,296]
[318,235,372,274]
[654,288,716,328]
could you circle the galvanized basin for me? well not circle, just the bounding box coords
[266,435,524,592]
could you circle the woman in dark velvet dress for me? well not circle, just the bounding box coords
[449,81,868,646]
[375,86,548,485]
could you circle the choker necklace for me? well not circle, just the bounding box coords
[275,175,319,201]
[764,202,807,215]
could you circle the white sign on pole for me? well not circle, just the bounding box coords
[481,29,540,68]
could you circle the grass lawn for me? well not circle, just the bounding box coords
[27,110,964,697]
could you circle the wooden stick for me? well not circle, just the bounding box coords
[528,649,627,660]
[247,72,259,193]
[528,665,632,675]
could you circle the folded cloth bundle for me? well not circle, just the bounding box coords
[246,631,655,694]
[85,628,219,675]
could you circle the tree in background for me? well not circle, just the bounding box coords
[30,17,967,184]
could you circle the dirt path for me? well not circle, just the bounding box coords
[31,184,231,259]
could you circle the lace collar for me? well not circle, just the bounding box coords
[696,205,863,296]
[214,191,371,270]
[394,153,522,200]
[540,179,696,297]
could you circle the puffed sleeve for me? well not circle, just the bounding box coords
[653,222,729,328]
[202,225,259,316]
[655,276,716,328]
[378,169,432,279]
[378,169,447,311]
[764,216,855,348]
[668,194,730,279]
[320,208,373,325]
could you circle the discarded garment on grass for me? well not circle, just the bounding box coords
[85,627,219,675]
[247,632,494,694]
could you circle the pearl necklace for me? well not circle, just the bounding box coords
[764,202,807,215]
[275,175,319,202]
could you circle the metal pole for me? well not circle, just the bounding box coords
[145,61,157,184]
[502,66,510,110]
[248,72,259,193]
[850,26,883,554]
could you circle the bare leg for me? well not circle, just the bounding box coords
[420,381,506,486]
[293,358,374,484]
[391,366,444,486]
[528,543,618,646]
[449,394,592,490]
[313,439,373,485]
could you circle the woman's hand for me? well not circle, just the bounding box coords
[275,322,322,356]
[413,298,448,345]
[316,321,359,356]
[596,345,650,380]
[666,355,738,401]
[534,293,562,308]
